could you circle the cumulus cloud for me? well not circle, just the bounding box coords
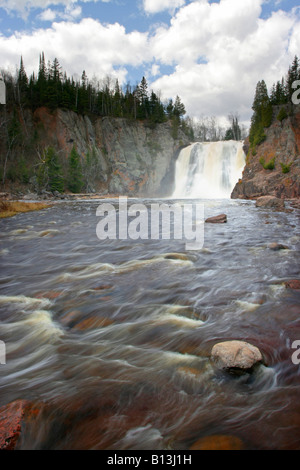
[38,8,57,22]
[38,5,82,22]
[0,0,299,124]
[0,18,150,82]
[149,0,300,123]
[143,0,186,14]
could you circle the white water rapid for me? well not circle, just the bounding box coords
[172,140,246,199]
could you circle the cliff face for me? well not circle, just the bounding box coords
[17,107,189,197]
[231,104,300,199]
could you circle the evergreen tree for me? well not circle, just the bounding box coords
[270,80,287,105]
[67,146,83,193]
[17,56,28,105]
[83,146,100,192]
[249,80,271,148]
[166,99,174,118]
[173,95,186,119]
[149,91,166,125]
[224,128,234,140]
[43,147,64,193]
[36,52,48,107]
[136,76,149,118]
[47,58,63,109]
[227,113,241,140]
[1,52,190,129]
[112,79,123,117]
[286,55,299,100]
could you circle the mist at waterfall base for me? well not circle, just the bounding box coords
[172,141,246,199]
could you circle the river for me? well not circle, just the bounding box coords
[0,197,300,449]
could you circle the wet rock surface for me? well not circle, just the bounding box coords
[0,400,31,450]
[205,214,227,223]
[211,340,263,373]
[231,104,300,200]
[189,434,244,450]
[284,280,300,290]
[255,196,285,209]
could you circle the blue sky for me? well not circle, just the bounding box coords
[0,0,300,126]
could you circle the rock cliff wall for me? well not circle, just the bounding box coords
[231,104,300,199]
[15,107,190,197]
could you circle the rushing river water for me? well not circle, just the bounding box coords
[0,198,300,450]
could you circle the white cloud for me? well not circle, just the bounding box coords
[143,0,186,14]
[0,0,299,125]
[149,0,300,122]
[38,8,57,22]
[150,63,160,76]
[0,18,150,83]
[38,5,82,21]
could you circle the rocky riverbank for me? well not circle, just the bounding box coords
[231,104,300,200]
[0,107,190,198]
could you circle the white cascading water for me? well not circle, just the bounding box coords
[172,140,246,199]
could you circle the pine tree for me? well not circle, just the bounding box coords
[136,76,149,118]
[149,91,166,125]
[173,95,186,119]
[67,146,83,193]
[17,56,28,103]
[249,80,272,148]
[224,128,234,140]
[47,58,63,109]
[286,55,299,100]
[36,52,48,107]
[227,113,241,140]
[166,99,174,118]
[112,79,123,117]
[45,147,64,193]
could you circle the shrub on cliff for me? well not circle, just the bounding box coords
[259,157,275,170]
[280,162,292,174]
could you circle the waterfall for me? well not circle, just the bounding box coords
[172,141,246,199]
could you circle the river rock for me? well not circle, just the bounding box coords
[255,196,285,209]
[269,242,289,251]
[22,193,38,201]
[0,400,30,450]
[205,214,227,224]
[211,340,263,373]
[189,434,244,450]
[284,280,300,290]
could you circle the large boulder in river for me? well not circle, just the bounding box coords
[211,340,263,373]
[255,196,285,210]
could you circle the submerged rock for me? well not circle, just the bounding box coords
[255,196,285,209]
[269,242,289,251]
[211,340,263,373]
[73,316,114,331]
[284,280,300,290]
[0,400,31,450]
[189,434,244,450]
[205,214,227,224]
